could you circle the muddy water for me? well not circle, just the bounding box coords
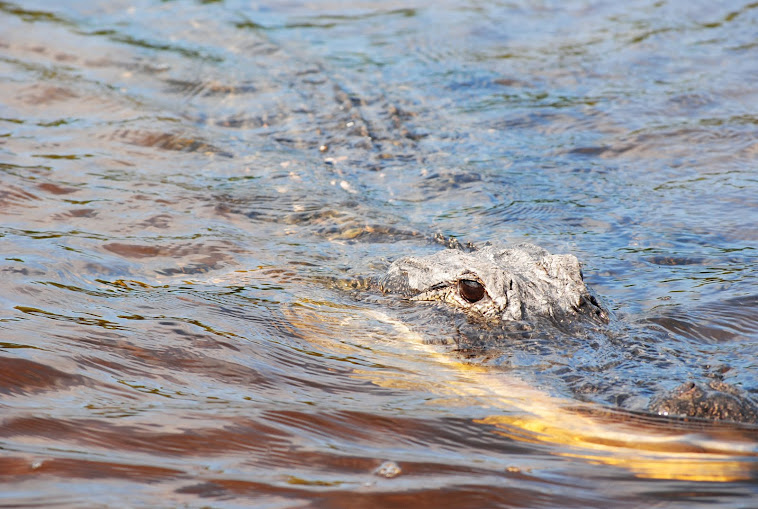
[1,0,757,507]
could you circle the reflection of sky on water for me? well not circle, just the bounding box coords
[1,0,757,506]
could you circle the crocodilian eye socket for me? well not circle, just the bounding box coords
[458,279,485,303]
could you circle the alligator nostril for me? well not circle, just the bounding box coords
[459,279,485,303]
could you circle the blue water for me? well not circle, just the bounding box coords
[1,0,757,506]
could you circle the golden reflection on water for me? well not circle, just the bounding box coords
[480,415,755,482]
[2,0,758,504]
[280,296,758,483]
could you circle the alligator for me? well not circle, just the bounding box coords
[373,241,758,425]
[170,26,757,428]
[380,242,607,323]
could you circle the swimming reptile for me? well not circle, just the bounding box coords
[374,241,758,425]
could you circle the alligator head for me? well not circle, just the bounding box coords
[376,243,758,425]
[379,243,607,323]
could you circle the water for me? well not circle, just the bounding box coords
[1,0,757,506]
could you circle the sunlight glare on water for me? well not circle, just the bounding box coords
[0,0,757,507]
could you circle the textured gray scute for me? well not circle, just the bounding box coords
[379,243,607,323]
[650,380,758,424]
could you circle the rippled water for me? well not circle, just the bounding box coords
[1,0,757,506]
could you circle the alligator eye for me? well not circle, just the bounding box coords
[458,279,485,303]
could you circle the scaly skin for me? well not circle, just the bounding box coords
[380,243,607,322]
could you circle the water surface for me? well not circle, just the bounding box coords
[1,0,757,507]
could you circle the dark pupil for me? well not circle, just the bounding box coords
[458,279,485,303]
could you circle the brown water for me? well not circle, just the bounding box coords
[1,1,757,507]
